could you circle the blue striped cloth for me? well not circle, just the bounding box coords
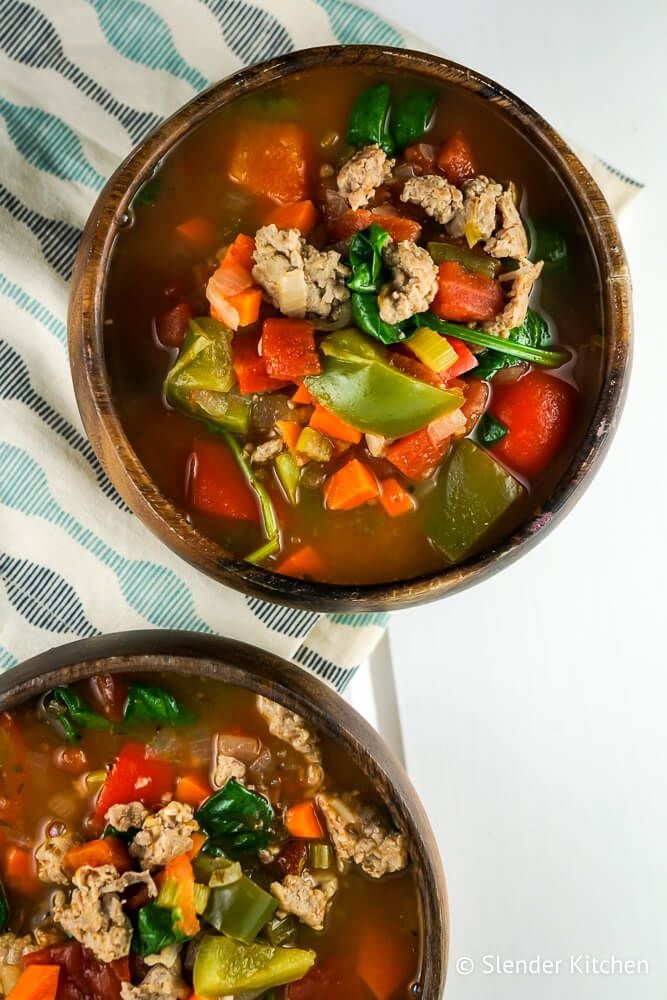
[0,0,641,689]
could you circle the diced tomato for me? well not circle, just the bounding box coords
[372,213,423,243]
[487,370,578,479]
[155,302,192,348]
[431,261,504,322]
[265,199,318,237]
[88,675,128,722]
[275,545,323,581]
[221,233,256,272]
[386,427,451,481]
[262,318,321,380]
[328,209,422,244]
[187,437,260,522]
[24,942,130,1000]
[232,332,292,394]
[443,336,478,379]
[437,130,477,185]
[94,743,175,823]
[403,142,436,173]
[228,120,310,204]
[287,958,367,1000]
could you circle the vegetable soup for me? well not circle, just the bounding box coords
[0,673,420,999]
[104,66,604,584]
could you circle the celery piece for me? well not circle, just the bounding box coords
[296,426,334,463]
[427,439,524,561]
[157,877,181,911]
[193,883,211,915]
[407,327,457,373]
[308,843,332,870]
[427,241,500,279]
[203,877,277,944]
[194,935,315,995]
[185,389,251,433]
[275,452,300,505]
[265,914,297,947]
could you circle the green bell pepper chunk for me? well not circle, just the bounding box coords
[427,241,500,279]
[305,329,462,438]
[274,452,300,505]
[392,88,435,149]
[193,935,315,995]
[203,877,277,943]
[427,439,524,562]
[346,82,394,154]
[164,317,250,432]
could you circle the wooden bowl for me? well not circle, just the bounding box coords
[69,45,632,612]
[0,630,448,996]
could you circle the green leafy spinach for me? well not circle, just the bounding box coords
[474,309,552,380]
[195,779,274,857]
[43,687,110,743]
[123,684,197,727]
[478,413,509,446]
[135,902,187,957]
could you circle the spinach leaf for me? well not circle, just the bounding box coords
[123,684,197,727]
[133,174,161,208]
[348,224,391,293]
[392,88,435,149]
[103,824,140,843]
[530,221,568,263]
[351,293,411,345]
[43,687,110,743]
[347,83,394,155]
[478,413,508,446]
[195,779,274,857]
[135,902,187,957]
[0,875,8,932]
[471,309,554,380]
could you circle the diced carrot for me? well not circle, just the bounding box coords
[324,458,379,511]
[292,382,314,405]
[431,261,504,323]
[222,233,256,272]
[64,837,131,875]
[6,964,59,1000]
[276,420,309,467]
[228,120,310,204]
[187,437,260,521]
[443,336,478,379]
[266,199,318,236]
[284,800,325,839]
[175,774,212,809]
[175,216,216,248]
[403,142,436,173]
[162,854,199,937]
[3,846,39,894]
[328,209,421,244]
[233,332,291,394]
[379,477,416,517]
[275,545,323,580]
[156,301,192,348]
[226,286,262,328]
[437,130,477,185]
[357,923,416,1000]
[386,428,450,481]
[262,318,321,380]
[309,404,362,444]
[187,832,208,861]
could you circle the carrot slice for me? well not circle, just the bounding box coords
[379,477,416,517]
[324,459,379,511]
[222,233,256,272]
[226,287,262,328]
[175,774,212,809]
[6,965,59,1000]
[309,404,362,444]
[175,216,215,248]
[228,120,310,203]
[64,837,131,875]
[266,199,318,236]
[162,854,199,938]
[284,800,325,839]
[437,130,477,185]
[291,382,314,405]
[187,832,208,861]
[275,545,323,580]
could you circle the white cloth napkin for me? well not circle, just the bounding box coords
[0,0,642,689]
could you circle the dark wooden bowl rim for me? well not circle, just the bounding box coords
[0,630,448,996]
[68,45,632,612]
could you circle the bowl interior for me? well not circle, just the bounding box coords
[0,629,448,995]
[69,45,631,611]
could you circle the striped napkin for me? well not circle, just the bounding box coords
[0,0,642,691]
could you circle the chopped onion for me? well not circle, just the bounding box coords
[365,433,390,458]
[277,269,307,317]
[390,162,419,183]
[492,361,530,385]
[428,409,466,444]
[323,188,348,221]
[216,733,262,763]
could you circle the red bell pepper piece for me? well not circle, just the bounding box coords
[437,130,477,185]
[487,370,578,479]
[432,261,504,323]
[94,743,174,822]
[232,332,291,394]
[386,427,451,481]
[261,318,321,380]
[187,438,260,522]
[24,942,130,1000]
[444,336,478,379]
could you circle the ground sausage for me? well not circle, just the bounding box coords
[120,963,189,1000]
[256,695,323,789]
[337,144,393,211]
[105,802,149,833]
[129,802,199,869]
[447,174,503,243]
[35,833,73,885]
[52,864,156,963]
[212,749,247,789]
[0,932,38,965]
[484,183,528,259]
[400,174,463,224]
[378,240,438,324]
[270,870,338,931]
[482,257,544,337]
[317,793,408,878]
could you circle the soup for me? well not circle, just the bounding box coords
[0,673,420,998]
[104,66,604,585]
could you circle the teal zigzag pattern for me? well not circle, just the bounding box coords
[314,0,404,45]
[0,443,214,633]
[0,274,67,345]
[329,611,391,629]
[0,646,18,672]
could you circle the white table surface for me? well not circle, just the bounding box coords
[351,2,667,997]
